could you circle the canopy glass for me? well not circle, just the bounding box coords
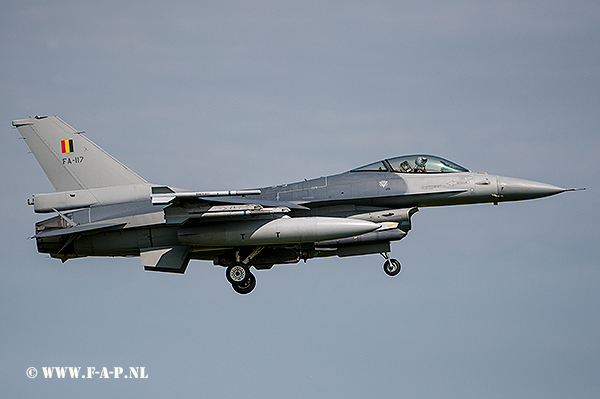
[352,155,469,174]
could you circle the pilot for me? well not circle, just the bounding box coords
[415,156,428,172]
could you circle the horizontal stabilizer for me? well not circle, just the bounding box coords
[141,246,191,274]
[33,222,126,238]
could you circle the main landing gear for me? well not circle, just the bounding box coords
[381,253,401,276]
[226,262,256,294]
[225,251,401,293]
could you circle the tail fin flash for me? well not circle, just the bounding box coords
[12,116,147,192]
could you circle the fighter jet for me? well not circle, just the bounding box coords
[12,116,583,294]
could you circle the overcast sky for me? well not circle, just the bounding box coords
[1,1,599,398]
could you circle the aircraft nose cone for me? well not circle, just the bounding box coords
[498,176,565,201]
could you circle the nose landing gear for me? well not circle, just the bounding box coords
[381,253,401,276]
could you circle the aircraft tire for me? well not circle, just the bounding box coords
[232,272,256,295]
[383,259,401,276]
[226,262,251,285]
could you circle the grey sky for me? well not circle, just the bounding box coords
[1,1,599,398]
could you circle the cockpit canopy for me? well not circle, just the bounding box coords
[351,155,469,174]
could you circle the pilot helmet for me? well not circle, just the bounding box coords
[415,156,428,167]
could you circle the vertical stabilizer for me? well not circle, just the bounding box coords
[12,116,147,192]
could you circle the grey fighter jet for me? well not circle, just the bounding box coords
[12,116,582,294]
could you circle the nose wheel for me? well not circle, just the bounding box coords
[381,253,401,276]
[226,262,257,294]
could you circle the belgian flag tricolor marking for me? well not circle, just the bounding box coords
[61,139,74,153]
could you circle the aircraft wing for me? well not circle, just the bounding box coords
[194,196,310,210]
[151,186,309,210]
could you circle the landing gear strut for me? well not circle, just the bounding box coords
[381,253,401,276]
[226,262,256,294]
